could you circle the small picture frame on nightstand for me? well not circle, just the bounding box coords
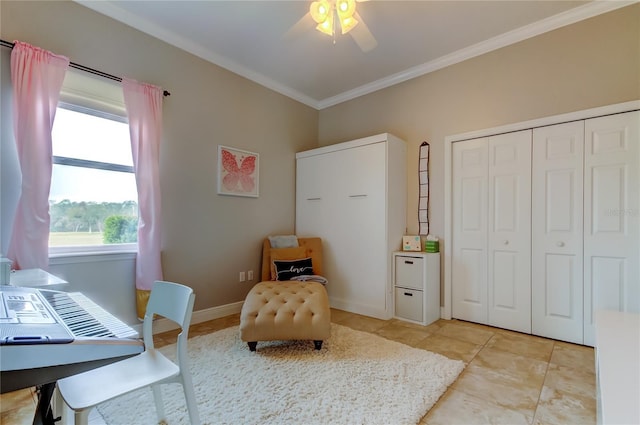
[402,235,421,251]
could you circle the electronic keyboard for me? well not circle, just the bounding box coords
[0,286,143,393]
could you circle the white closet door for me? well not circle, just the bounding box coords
[487,131,532,333]
[584,110,640,346]
[452,138,489,324]
[296,153,335,238]
[532,122,584,344]
[296,150,345,295]
[333,143,388,317]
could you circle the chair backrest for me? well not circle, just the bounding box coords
[142,280,195,351]
[261,237,324,281]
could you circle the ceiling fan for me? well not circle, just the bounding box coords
[288,0,378,52]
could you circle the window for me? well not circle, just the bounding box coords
[49,72,138,252]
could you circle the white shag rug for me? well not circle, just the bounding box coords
[97,324,464,425]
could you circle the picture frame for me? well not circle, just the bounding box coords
[217,145,259,198]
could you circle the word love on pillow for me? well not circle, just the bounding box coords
[273,258,313,281]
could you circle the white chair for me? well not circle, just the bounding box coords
[56,280,201,425]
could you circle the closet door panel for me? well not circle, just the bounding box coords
[452,138,488,324]
[487,131,532,333]
[296,152,340,239]
[584,111,640,346]
[458,248,485,305]
[296,155,327,237]
[297,154,325,200]
[297,150,348,304]
[532,122,584,344]
[333,143,388,316]
[545,255,577,316]
[592,166,626,232]
[491,251,518,309]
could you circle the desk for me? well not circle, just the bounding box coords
[9,268,68,290]
[595,310,640,425]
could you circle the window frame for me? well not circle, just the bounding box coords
[52,102,134,174]
[48,75,138,257]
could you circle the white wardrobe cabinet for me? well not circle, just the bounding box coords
[296,133,407,320]
[450,107,639,346]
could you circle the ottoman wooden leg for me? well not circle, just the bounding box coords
[248,341,257,352]
[313,340,323,350]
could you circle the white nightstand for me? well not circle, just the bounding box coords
[393,252,440,325]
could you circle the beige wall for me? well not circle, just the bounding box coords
[318,4,640,254]
[0,0,318,312]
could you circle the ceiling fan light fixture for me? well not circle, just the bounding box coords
[310,0,361,39]
[336,0,357,34]
[316,18,334,36]
[336,0,356,17]
[310,0,331,24]
[339,16,358,34]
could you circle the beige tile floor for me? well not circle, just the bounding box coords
[0,309,596,424]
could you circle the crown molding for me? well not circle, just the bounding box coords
[317,0,637,109]
[75,0,635,111]
[74,0,321,109]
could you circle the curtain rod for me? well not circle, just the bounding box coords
[0,39,170,97]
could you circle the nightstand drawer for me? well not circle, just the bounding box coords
[395,256,424,290]
[395,287,423,322]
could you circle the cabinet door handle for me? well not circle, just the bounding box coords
[404,261,414,264]
[306,197,322,201]
[348,194,368,198]
[557,241,565,247]
[404,292,413,297]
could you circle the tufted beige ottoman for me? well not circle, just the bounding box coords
[240,280,331,351]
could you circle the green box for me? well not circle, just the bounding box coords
[424,240,439,253]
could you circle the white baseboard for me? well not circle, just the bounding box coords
[441,306,450,320]
[131,301,244,335]
[329,297,392,321]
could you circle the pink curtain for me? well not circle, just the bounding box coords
[7,41,69,270]
[122,78,164,318]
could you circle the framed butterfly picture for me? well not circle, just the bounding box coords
[217,145,260,197]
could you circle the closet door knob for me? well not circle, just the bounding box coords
[503,240,509,245]
[557,241,565,247]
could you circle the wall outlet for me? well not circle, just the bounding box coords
[239,271,245,282]
[247,270,254,281]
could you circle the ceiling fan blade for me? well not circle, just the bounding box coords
[350,12,377,52]
[283,12,313,41]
